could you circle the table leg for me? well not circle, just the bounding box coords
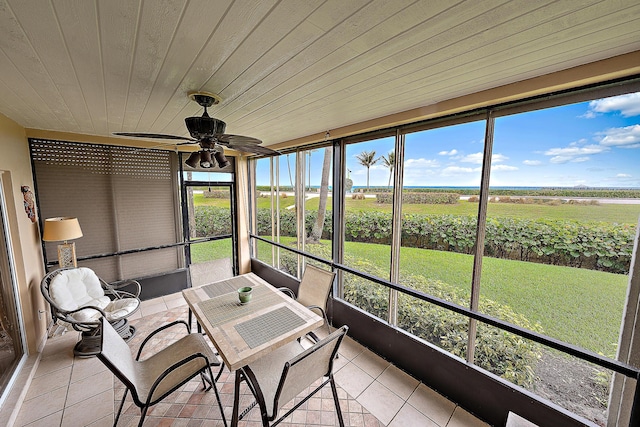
[231,370,241,427]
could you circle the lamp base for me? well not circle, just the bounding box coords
[57,242,77,268]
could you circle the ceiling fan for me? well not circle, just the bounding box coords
[113,91,278,168]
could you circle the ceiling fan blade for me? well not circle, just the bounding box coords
[215,134,262,145]
[113,132,196,142]
[223,141,280,155]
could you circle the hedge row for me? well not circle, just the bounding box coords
[196,206,634,274]
[203,190,229,199]
[275,243,541,387]
[376,192,460,204]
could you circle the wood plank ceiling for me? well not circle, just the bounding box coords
[0,0,639,149]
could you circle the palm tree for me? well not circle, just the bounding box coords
[355,150,379,190]
[380,151,395,188]
[309,147,332,242]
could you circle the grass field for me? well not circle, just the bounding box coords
[207,193,640,224]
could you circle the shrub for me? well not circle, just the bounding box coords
[194,206,232,236]
[203,190,229,199]
[376,192,459,204]
[255,208,634,274]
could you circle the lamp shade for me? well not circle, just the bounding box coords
[214,150,231,168]
[185,151,201,168]
[42,217,83,242]
[200,150,213,168]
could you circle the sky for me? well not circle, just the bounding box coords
[256,92,640,189]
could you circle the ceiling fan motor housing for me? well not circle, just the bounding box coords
[185,116,226,140]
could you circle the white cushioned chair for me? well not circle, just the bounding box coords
[41,267,141,356]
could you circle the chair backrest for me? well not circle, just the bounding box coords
[189,259,233,288]
[96,316,139,396]
[274,325,348,410]
[296,265,335,310]
[47,267,107,311]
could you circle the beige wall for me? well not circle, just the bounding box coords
[0,113,47,354]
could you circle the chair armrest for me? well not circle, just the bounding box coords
[102,278,142,299]
[136,320,191,360]
[277,287,296,299]
[54,305,106,331]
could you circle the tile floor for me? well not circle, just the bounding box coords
[14,292,490,427]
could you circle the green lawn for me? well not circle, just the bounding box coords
[207,192,640,224]
[303,196,640,224]
[189,238,233,263]
[393,244,626,356]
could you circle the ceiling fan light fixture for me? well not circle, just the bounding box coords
[185,151,201,168]
[200,150,213,168]
[214,150,231,168]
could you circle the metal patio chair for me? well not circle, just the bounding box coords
[233,325,348,426]
[96,316,227,427]
[279,264,336,342]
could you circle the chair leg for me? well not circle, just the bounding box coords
[138,405,149,427]
[330,375,345,427]
[210,368,228,427]
[114,388,129,427]
[215,361,225,382]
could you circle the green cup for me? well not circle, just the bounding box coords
[238,287,252,304]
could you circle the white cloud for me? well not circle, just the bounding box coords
[492,164,518,171]
[587,93,640,117]
[460,152,508,164]
[438,149,458,156]
[544,144,605,157]
[441,166,481,175]
[597,125,640,148]
[544,143,607,163]
[405,158,440,168]
[549,156,573,164]
[523,160,542,166]
[617,173,632,178]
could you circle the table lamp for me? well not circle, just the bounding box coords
[42,217,83,268]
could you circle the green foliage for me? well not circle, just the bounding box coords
[376,192,460,204]
[194,206,232,237]
[256,208,634,274]
[277,242,541,387]
[202,190,229,199]
[256,185,293,192]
